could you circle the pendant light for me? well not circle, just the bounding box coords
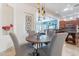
[37,3,46,20]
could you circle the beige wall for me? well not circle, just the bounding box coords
[2,4,13,25]
[0,4,2,35]
[0,4,14,52]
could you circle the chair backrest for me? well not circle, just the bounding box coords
[47,29,56,40]
[49,32,68,56]
[27,30,35,36]
[9,32,21,56]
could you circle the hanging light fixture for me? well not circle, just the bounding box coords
[37,3,41,21]
[37,3,40,16]
[41,6,46,18]
[37,3,46,20]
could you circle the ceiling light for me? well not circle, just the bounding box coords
[63,4,73,12]
[37,3,46,20]
[64,8,69,11]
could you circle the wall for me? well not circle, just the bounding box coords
[2,4,13,25]
[0,4,14,52]
[0,35,13,52]
[0,4,2,35]
[0,3,35,52]
[11,3,36,44]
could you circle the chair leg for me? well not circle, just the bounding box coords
[32,49,39,56]
[32,44,40,56]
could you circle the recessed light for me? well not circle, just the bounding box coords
[64,8,69,11]
[63,4,73,12]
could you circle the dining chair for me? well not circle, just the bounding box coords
[9,32,33,56]
[42,29,56,46]
[26,30,38,48]
[38,29,56,54]
[47,29,56,40]
[38,32,68,56]
[27,30,36,36]
[49,32,68,56]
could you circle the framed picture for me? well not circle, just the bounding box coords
[25,12,34,31]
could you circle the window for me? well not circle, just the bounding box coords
[35,17,58,32]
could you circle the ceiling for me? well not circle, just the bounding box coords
[28,3,79,18]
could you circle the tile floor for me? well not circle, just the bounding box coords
[62,43,79,56]
[0,42,79,56]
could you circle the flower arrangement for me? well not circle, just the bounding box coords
[2,24,13,34]
[2,24,13,31]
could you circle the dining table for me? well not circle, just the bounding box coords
[26,34,50,56]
